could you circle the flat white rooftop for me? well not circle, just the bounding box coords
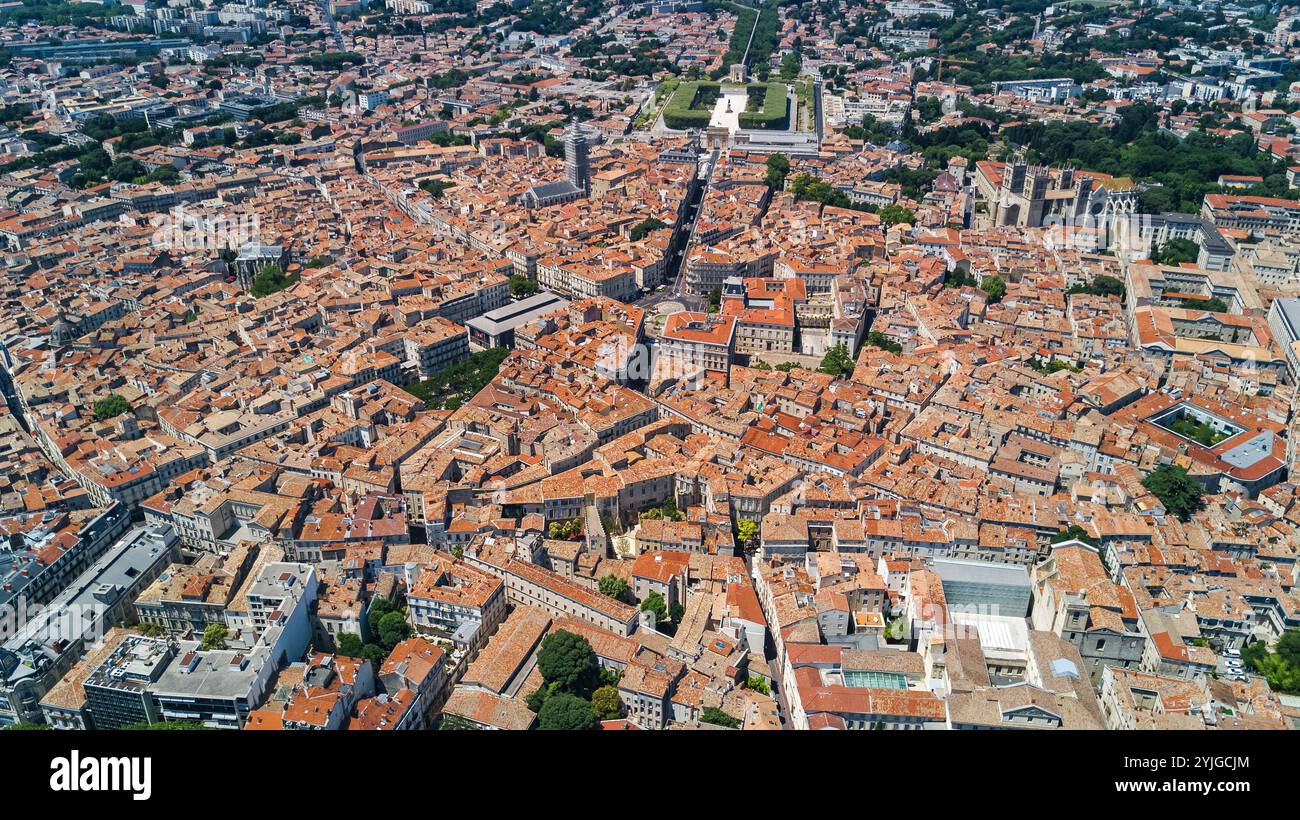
[951,612,1029,661]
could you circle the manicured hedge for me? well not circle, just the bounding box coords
[663,81,787,131]
[737,82,788,130]
[662,81,721,130]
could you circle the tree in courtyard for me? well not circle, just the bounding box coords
[336,632,365,658]
[764,152,789,190]
[1069,275,1124,299]
[548,518,582,540]
[376,611,410,650]
[362,643,388,669]
[249,264,294,297]
[736,518,759,552]
[508,274,539,297]
[93,394,131,421]
[1141,464,1205,522]
[1153,238,1199,266]
[818,343,854,377]
[877,203,915,227]
[780,51,801,80]
[981,274,1006,304]
[659,496,680,520]
[537,691,597,730]
[536,630,599,697]
[591,685,623,720]
[599,574,630,602]
[526,684,553,713]
[1241,629,1300,694]
[700,706,739,728]
[866,331,902,354]
[337,631,387,668]
[641,591,668,626]
[1051,524,1098,548]
[629,217,667,241]
[199,623,227,650]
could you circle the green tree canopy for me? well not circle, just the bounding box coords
[700,706,739,728]
[779,51,801,80]
[536,630,599,697]
[337,630,387,667]
[1051,524,1098,548]
[419,177,452,198]
[1179,296,1229,313]
[981,274,1006,303]
[641,591,668,625]
[1141,464,1205,522]
[107,157,145,182]
[376,610,411,651]
[1242,630,1300,694]
[629,217,667,241]
[402,347,508,410]
[659,496,681,520]
[121,721,213,730]
[598,574,630,602]
[818,343,854,377]
[336,632,365,658]
[547,518,582,540]
[92,394,131,421]
[199,623,227,650]
[764,152,790,190]
[526,683,553,713]
[866,331,902,354]
[1068,275,1125,299]
[249,265,294,298]
[877,203,915,227]
[1154,237,1199,266]
[736,518,759,551]
[537,691,597,730]
[591,685,623,720]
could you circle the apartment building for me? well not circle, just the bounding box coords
[377,637,448,730]
[0,503,131,609]
[405,555,507,650]
[1201,193,1300,237]
[469,554,642,636]
[657,312,736,378]
[1031,545,1146,685]
[0,523,178,725]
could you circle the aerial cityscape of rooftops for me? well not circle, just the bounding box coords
[2,0,1300,736]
